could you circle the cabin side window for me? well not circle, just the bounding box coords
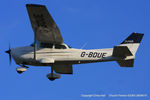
[40,43,53,48]
[30,42,70,49]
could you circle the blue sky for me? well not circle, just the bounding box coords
[0,0,150,100]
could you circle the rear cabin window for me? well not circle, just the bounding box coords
[55,44,66,49]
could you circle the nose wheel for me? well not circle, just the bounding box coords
[47,66,61,81]
[16,65,29,74]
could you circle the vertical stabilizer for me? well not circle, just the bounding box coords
[116,32,144,67]
[120,32,144,56]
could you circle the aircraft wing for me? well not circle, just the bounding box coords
[26,4,64,44]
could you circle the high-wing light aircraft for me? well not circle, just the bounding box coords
[5,4,144,81]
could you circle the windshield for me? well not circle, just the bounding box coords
[30,41,39,47]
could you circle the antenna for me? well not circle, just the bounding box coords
[81,42,88,49]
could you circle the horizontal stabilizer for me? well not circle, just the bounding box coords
[113,46,133,58]
[117,59,134,67]
[54,64,73,74]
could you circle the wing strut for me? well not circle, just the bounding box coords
[34,28,37,60]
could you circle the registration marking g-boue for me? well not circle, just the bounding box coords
[81,52,107,58]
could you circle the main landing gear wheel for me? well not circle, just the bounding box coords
[46,66,61,81]
[16,65,29,74]
[47,73,61,81]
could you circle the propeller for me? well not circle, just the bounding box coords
[5,44,12,65]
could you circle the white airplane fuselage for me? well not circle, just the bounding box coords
[11,45,116,66]
[5,4,144,81]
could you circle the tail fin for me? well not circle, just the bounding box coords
[120,32,144,56]
[114,32,144,67]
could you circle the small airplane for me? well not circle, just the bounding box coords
[5,4,144,81]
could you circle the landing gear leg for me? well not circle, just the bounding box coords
[46,66,61,81]
[49,66,55,81]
